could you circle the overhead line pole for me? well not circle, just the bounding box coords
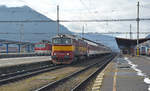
[130,24,132,55]
[137,1,140,56]
[57,5,60,35]
[130,24,132,40]
[82,25,84,38]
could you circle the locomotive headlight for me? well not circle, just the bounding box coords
[66,53,69,55]
[53,53,56,55]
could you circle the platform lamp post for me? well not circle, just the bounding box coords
[136,1,140,56]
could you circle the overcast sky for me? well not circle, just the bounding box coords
[0,0,150,38]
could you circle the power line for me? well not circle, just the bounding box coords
[0,32,150,35]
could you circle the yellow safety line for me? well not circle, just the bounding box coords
[113,68,118,91]
[92,62,113,91]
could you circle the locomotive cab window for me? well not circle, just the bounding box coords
[35,44,45,48]
[52,38,72,45]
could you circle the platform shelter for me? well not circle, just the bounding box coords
[115,37,150,54]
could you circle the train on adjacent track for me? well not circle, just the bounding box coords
[136,46,149,55]
[34,40,52,55]
[51,34,111,64]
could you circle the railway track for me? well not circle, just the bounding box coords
[0,64,65,85]
[35,54,114,91]
[0,64,52,80]
[72,55,115,91]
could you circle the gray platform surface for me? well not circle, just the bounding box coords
[101,56,149,91]
[0,56,51,67]
[130,56,150,75]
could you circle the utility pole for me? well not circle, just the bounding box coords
[57,5,60,35]
[137,1,140,56]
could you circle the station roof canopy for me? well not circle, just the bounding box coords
[0,39,33,45]
[115,37,150,47]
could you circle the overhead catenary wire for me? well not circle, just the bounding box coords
[0,32,150,35]
[0,18,149,23]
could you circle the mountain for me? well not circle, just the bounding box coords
[76,33,120,52]
[146,35,150,38]
[0,6,72,42]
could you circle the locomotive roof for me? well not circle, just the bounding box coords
[52,34,110,49]
[53,34,82,40]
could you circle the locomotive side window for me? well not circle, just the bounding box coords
[52,38,72,44]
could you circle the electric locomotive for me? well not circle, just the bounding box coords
[34,40,52,55]
[51,34,87,64]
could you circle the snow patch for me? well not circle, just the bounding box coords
[125,57,146,76]
[124,57,150,91]
[144,78,150,84]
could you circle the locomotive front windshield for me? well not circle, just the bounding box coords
[35,44,45,48]
[52,38,72,45]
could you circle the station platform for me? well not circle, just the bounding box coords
[0,56,51,68]
[0,53,46,58]
[97,55,150,91]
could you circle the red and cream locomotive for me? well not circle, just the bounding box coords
[34,40,52,55]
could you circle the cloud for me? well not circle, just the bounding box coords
[0,0,25,7]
